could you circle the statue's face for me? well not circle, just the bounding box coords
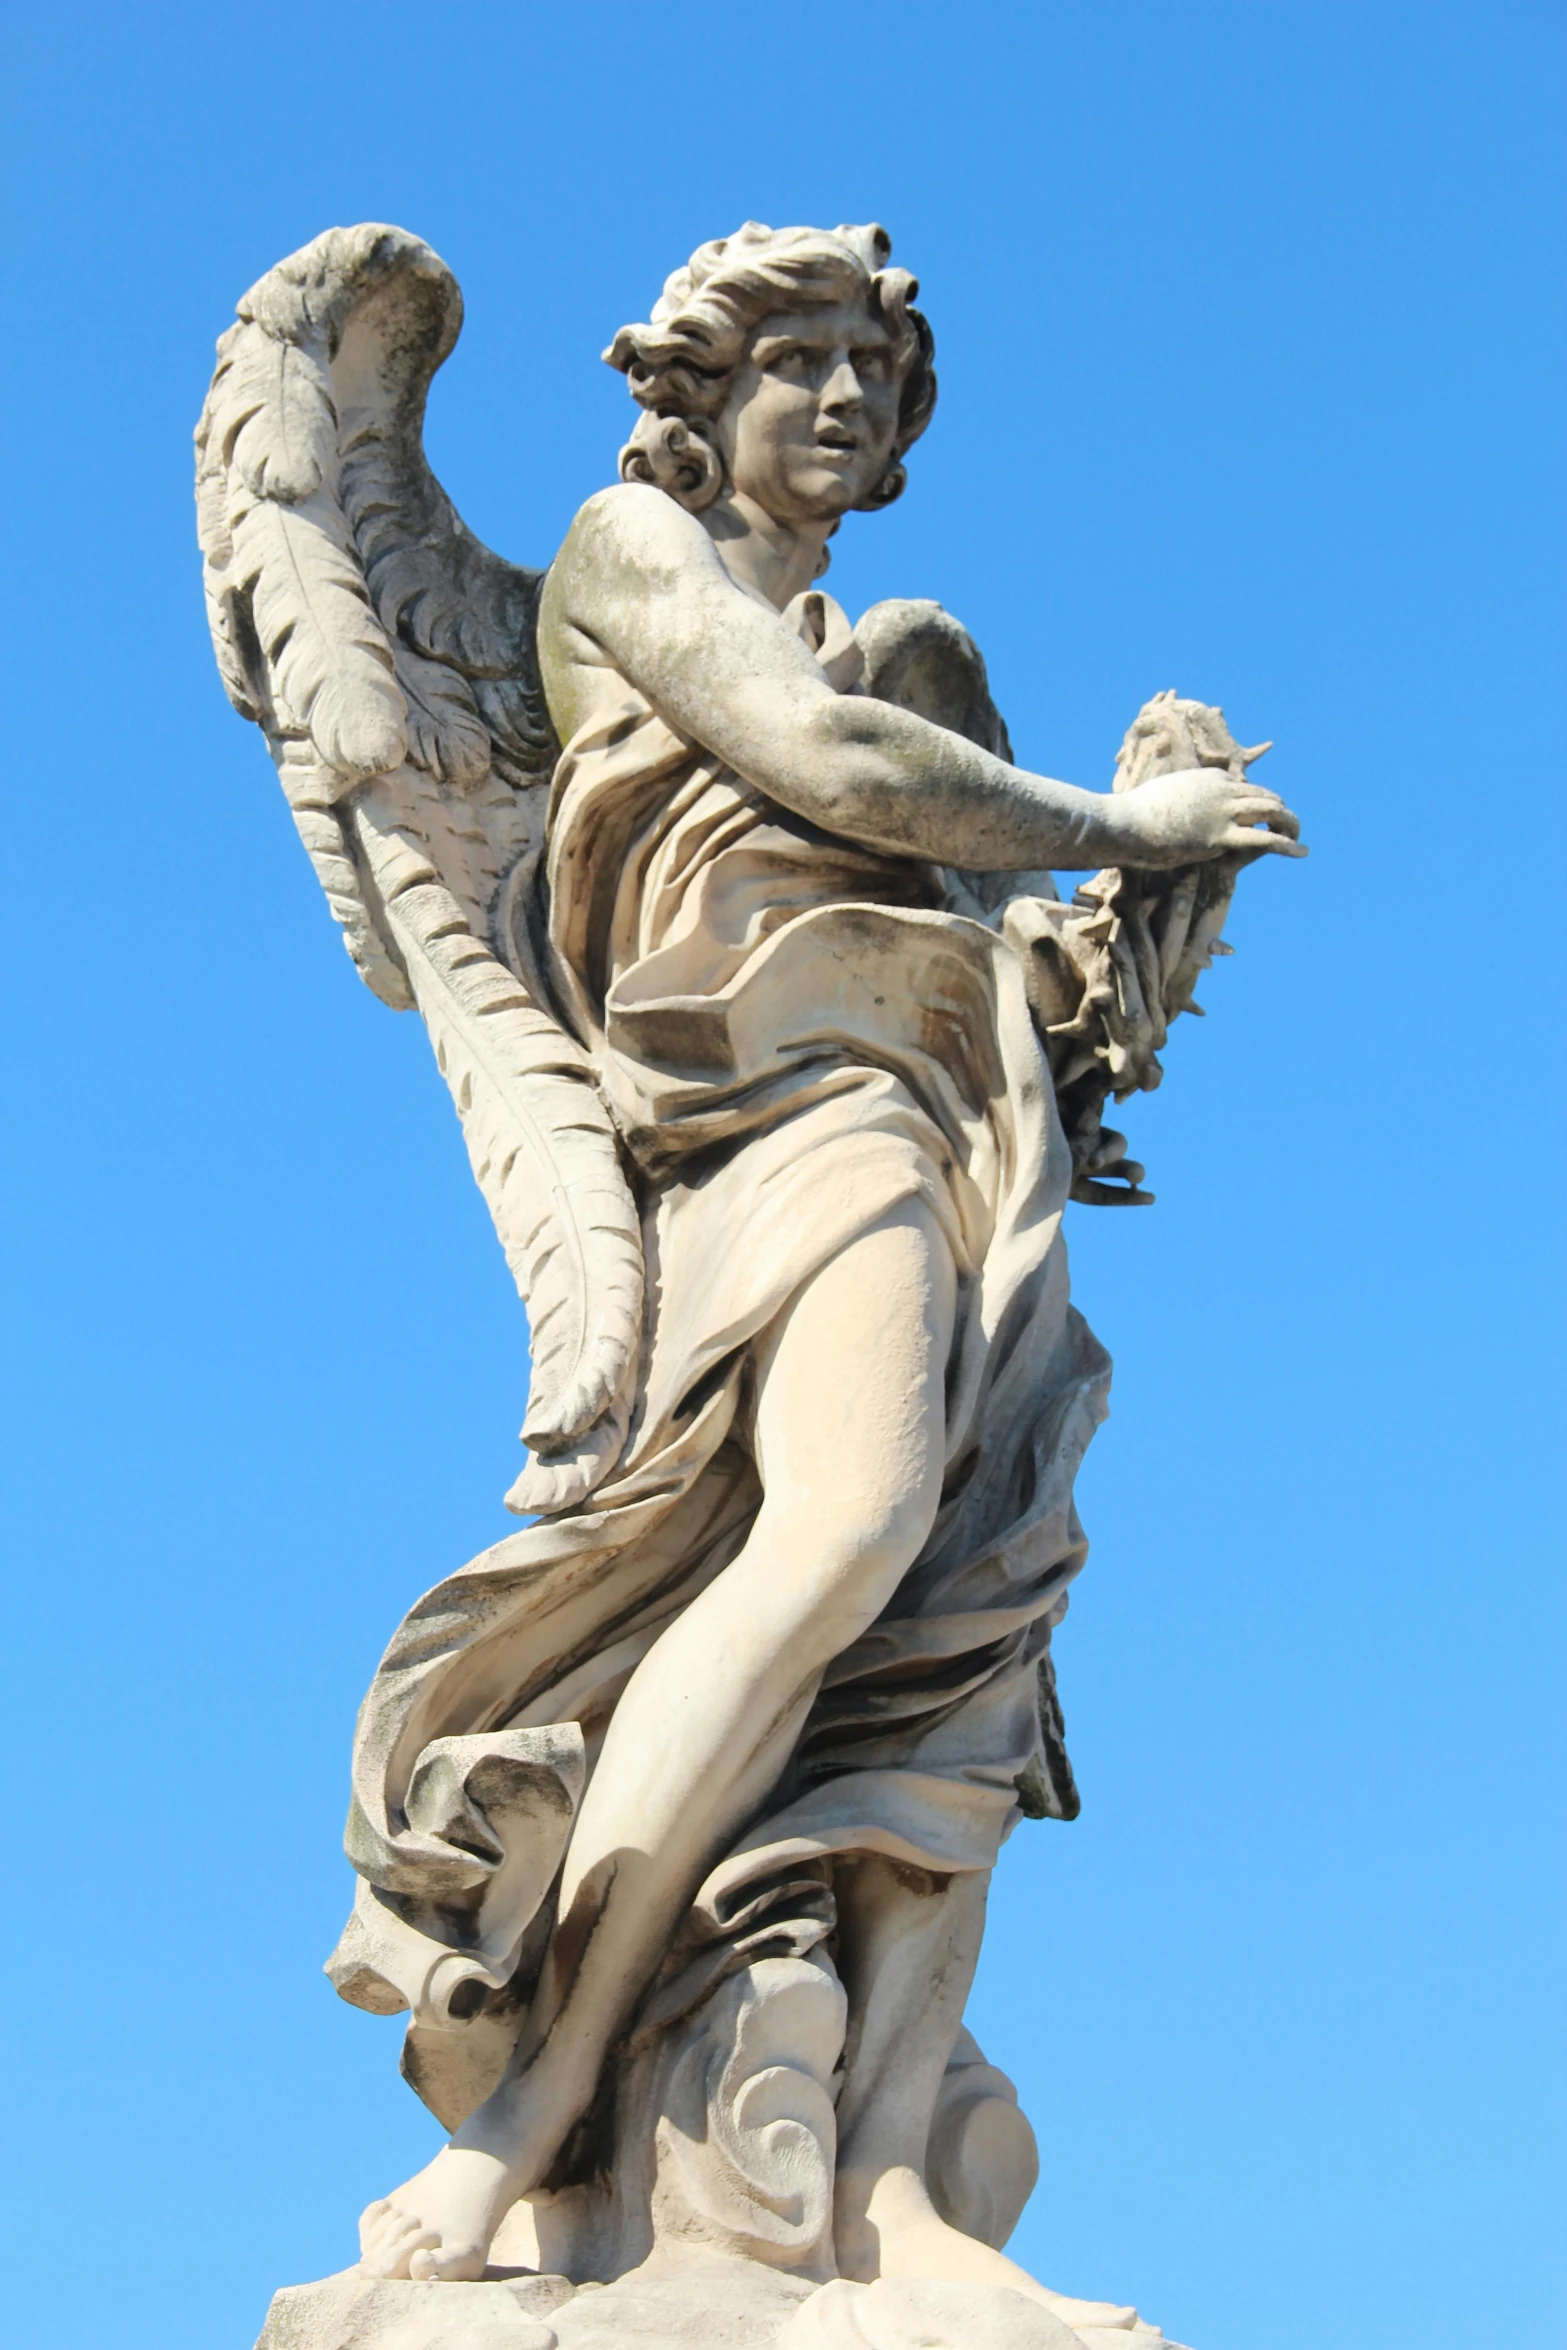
[715,298,905,526]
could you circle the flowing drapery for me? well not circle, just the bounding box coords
[328,605,1110,2110]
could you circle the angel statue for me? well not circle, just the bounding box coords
[198,221,1302,2350]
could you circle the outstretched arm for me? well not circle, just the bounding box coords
[549,486,1303,872]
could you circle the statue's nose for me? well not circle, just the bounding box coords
[821,356,864,412]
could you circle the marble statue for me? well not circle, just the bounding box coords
[196,221,1303,2350]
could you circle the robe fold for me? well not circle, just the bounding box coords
[328,599,1111,2103]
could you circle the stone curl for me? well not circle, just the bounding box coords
[604,220,937,515]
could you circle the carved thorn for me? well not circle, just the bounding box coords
[1240,740,1273,765]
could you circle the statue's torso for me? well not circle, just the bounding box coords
[536,596,1048,1233]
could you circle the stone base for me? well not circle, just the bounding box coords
[254,2258,1110,2350]
[256,1959,1189,2350]
[255,2267,574,2349]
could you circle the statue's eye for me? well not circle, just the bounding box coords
[855,349,894,382]
[767,345,814,380]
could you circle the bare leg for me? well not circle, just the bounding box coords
[832,1858,1147,2332]
[833,1858,995,2278]
[361,1199,956,2279]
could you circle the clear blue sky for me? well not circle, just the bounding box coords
[1,7,1561,2347]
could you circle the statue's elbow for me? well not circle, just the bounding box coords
[793,698,900,823]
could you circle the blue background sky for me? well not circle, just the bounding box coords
[1,6,1562,2347]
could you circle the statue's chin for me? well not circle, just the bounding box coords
[734,466,865,532]
[794,470,865,523]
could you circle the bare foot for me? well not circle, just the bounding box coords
[358,2143,518,2281]
[358,2040,598,2283]
[837,2163,1151,2332]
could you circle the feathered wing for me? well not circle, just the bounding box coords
[853,605,1264,1205]
[195,224,642,1512]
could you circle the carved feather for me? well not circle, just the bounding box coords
[194,223,642,1502]
[198,553,262,722]
[472,674,554,770]
[227,488,407,783]
[276,738,414,1010]
[195,423,261,720]
[355,773,643,1463]
[395,642,492,791]
[215,321,338,503]
[194,451,233,568]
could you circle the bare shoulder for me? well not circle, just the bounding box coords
[555,483,717,608]
[541,485,737,725]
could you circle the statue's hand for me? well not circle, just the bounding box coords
[1105,765,1306,869]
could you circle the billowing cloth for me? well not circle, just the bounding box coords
[330,602,1111,2088]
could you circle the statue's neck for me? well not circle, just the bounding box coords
[702,490,830,612]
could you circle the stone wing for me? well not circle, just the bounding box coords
[195,224,642,1511]
[852,602,1253,1205]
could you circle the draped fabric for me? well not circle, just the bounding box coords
[330,600,1111,2093]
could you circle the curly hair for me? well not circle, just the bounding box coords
[603,221,937,515]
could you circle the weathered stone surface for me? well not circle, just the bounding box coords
[201,214,1301,2350]
[777,2278,1085,2347]
[549,2257,815,2348]
[255,2268,572,2349]
[255,2264,1176,2350]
